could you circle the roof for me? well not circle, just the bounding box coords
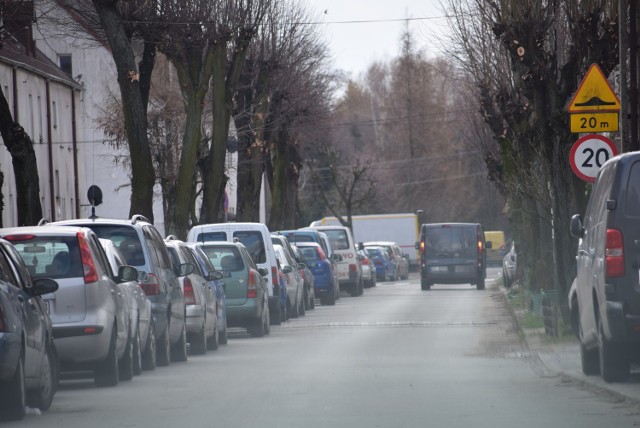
[0,37,82,90]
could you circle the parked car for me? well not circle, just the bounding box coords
[1,226,136,386]
[195,241,271,337]
[363,241,409,280]
[272,234,314,311]
[273,244,305,318]
[165,236,218,355]
[0,239,59,420]
[416,223,487,291]
[364,246,396,282]
[294,242,339,305]
[502,241,517,289]
[187,223,281,325]
[569,151,640,382]
[291,244,316,310]
[51,215,186,367]
[100,239,154,373]
[186,243,228,345]
[309,225,363,296]
[357,248,376,288]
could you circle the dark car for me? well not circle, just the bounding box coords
[294,242,339,306]
[569,151,640,382]
[0,239,59,421]
[416,223,487,291]
[51,215,187,367]
[291,244,315,310]
[364,246,395,282]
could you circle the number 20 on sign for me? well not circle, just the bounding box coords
[569,134,618,183]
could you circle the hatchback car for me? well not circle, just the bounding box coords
[569,151,640,382]
[364,241,409,280]
[273,244,305,318]
[51,216,186,367]
[196,241,270,337]
[165,236,218,355]
[0,239,59,421]
[100,239,154,373]
[294,242,339,305]
[357,248,376,288]
[1,226,136,387]
[364,246,396,282]
[291,244,315,310]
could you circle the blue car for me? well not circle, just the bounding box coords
[0,239,59,420]
[295,242,339,305]
[187,243,228,345]
[365,246,397,282]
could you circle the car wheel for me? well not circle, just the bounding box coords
[598,319,630,382]
[358,278,364,295]
[191,323,208,355]
[119,330,135,381]
[27,342,57,412]
[371,274,377,288]
[270,300,282,326]
[170,322,188,362]
[141,320,157,371]
[280,301,288,322]
[207,317,219,351]
[156,321,171,367]
[0,357,26,421]
[502,268,511,288]
[132,326,142,376]
[349,282,359,297]
[299,293,306,316]
[290,298,299,318]
[94,328,119,387]
[476,277,485,290]
[248,306,267,337]
[421,277,431,291]
[218,314,228,345]
[324,288,336,305]
[263,304,271,335]
[580,341,600,375]
[303,288,310,310]
[310,291,315,309]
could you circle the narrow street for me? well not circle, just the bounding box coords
[5,269,639,428]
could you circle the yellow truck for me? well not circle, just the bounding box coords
[484,230,506,266]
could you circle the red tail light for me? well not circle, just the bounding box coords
[183,277,196,305]
[420,241,425,255]
[349,263,357,272]
[271,266,278,286]
[0,306,5,331]
[318,248,327,260]
[606,228,624,278]
[3,234,36,242]
[361,258,370,266]
[77,232,99,284]
[140,273,161,296]
[247,270,258,298]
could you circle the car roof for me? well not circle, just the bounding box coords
[0,225,93,236]
[50,214,152,227]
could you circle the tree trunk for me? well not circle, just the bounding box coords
[0,85,42,225]
[92,0,155,222]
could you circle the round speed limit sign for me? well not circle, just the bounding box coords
[569,134,618,183]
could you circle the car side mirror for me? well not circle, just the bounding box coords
[296,262,306,270]
[137,270,150,282]
[569,214,585,238]
[209,270,224,281]
[282,265,294,274]
[178,262,195,277]
[357,242,364,251]
[117,265,139,283]
[258,268,269,277]
[31,277,59,296]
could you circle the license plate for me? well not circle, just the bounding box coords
[431,266,448,272]
[455,265,473,273]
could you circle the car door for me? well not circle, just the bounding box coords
[0,243,43,379]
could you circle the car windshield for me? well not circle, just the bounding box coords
[424,226,476,259]
[199,246,244,272]
[322,229,349,250]
[11,236,83,279]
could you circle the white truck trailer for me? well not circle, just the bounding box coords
[310,213,420,270]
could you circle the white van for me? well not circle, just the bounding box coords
[187,223,281,323]
[309,225,362,297]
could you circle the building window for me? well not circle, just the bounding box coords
[59,54,72,75]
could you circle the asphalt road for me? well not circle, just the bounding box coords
[5,268,640,427]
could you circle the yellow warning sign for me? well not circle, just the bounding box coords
[567,63,620,113]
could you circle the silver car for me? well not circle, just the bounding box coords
[100,239,155,373]
[1,226,136,387]
[165,236,218,355]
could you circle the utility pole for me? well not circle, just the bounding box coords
[620,0,630,153]
[630,0,639,152]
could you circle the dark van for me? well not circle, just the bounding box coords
[416,223,487,291]
[569,151,640,383]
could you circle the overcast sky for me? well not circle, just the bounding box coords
[306,0,452,78]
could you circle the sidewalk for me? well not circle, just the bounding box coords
[515,306,640,403]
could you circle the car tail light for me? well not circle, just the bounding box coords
[247,270,258,298]
[3,234,36,242]
[0,306,5,332]
[140,273,161,296]
[77,232,99,284]
[361,257,370,266]
[183,277,196,305]
[349,263,357,272]
[420,241,425,255]
[318,249,327,260]
[300,270,305,280]
[606,228,624,278]
[271,266,278,287]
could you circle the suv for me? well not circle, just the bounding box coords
[416,223,487,291]
[0,226,137,386]
[569,151,640,382]
[50,216,186,367]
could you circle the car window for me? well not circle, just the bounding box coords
[196,232,227,242]
[11,236,83,279]
[424,226,476,259]
[89,234,114,278]
[1,244,31,288]
[233,231,266,263]
[301,247,319,261]
[0,246,19,287]
[200,246,245,272]
[166,246,181,271]
[323,229,350,250]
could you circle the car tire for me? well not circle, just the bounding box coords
[119,330,135,381]
[248,306,267,337]
[580,341,599,375]
[598,320,630,382]
[170,322,188,362]
[502,268,511,288]
[27,342,57,412]
[371,275,377,288]
[156,321,171,367]
[270,300,282,326]
[208,318,219,351]
[0,357,26,421]
[141,320,157,371]
[191,323,208,355]
[476,277,485,290]
[132,327,142,376]
[303,288,310,310]
[421,277,431,291]
[94,329,119,387]
[290,299,299,318]
[263,304,271,336]
[218,317,228,345]
[310,291,315,309]
[349,282,359,297]
[280,302,288,322]
[324,289,336,305]
[299,293,306,316]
